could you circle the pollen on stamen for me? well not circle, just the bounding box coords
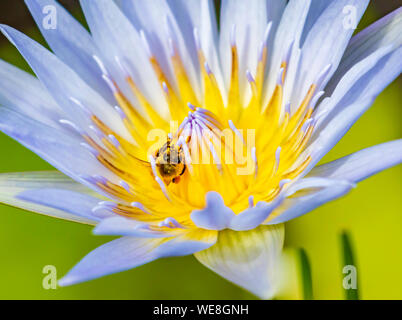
[80,142,99,158]
[93,175,109,185]
[119,180,131,193]
[59,119,84,135]
[283,40,295,66]
[246,70,256,84]
[89,125,104,139]
[279,179,292,189]
[228,120,245,145]
[275,147,282,172]
[115,55,131,78]
[92,55,109,76]
[162,81,169,94]
[204,61,212,75]
[108,134,120,148]
[251,147,258,177]
[91,205,115,218]
[207,141,223,173]
[102,74,118,94]
[277,67,285,86]
[285,102,291,116]
[177,136,193,174]
[310,91,325,109]
[69,97,92,117]
[131,202,150,215]
[149,154,171,202]
[315,64,332,88]
[98,200,116,207]
[187,102,196,111]
[230,24,237,47]
[114,105,127,120]
[193,27,201,51]
[139,30,152,58]
[302,118,315,133]
[159,217,183,229]
[248,195,254,208]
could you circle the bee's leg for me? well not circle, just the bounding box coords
[172,176,181,184]
[180,165,186,176]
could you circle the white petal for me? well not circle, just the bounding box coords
[220,0,270,104]
[316,8,402,125]
[334,7,402,82]
[0,171,101,225]
[80,0,171,118]
[313,44,395,131]
[0,25,131,141]
[59,229,217,286]
[195,225,285,299]
[191,192,235,231]
[306,46,402,172]
[25,0,115,104]
[0,107,118,189]
[229,195,284,231]
[266,178,354,224]
[0,59,63,128]
[263,0,311,109]
[199,0,226,103]
[308,139,402,183]
[93,216,176,238]
[294,0,369,104]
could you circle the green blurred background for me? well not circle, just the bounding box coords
[0,0,400,299]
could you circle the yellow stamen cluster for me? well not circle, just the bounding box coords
[79,34,318,228]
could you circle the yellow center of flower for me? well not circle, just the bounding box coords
[81,34,318,229]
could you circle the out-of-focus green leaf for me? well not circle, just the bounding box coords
[299,248,313,300]
[340,231,359,300]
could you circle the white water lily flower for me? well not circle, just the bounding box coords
[0,0,401,299]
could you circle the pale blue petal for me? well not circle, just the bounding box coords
[294,0,369,102]
[305,96,376,174]
[309,140,402,183]
[59,229,217,286]
[0,171,101,225]
[17,188,102,223]
[190,192,235,231]
[169,0,228,102]
[314,44,395,129]
[195,225,284,299]
[220,0,271,102]
[122,0,201,98]
[306,47,402,172]
[0,25,130,141]
[229,195,284,231]
[93,216,175,238]
[267,178,354,224]
[266,0,287,30]
[0,59,63,128]
[319,8,402,118]
[335,7,402,80]
[25,0,114,104]
[0,107,117,189]
[79,0,170,118]
[300,0,334,45]
[263,0,311,109]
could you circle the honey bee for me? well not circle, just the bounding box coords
[154,137,186,185]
